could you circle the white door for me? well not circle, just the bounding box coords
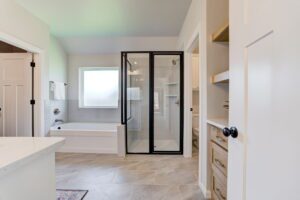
[228,0,300,199]
[0,53,32,137]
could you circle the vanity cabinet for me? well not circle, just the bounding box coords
[210,125,228,200]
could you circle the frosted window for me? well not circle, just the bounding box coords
[79,67,119,108]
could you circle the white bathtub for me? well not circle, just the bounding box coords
[50,123,125,155]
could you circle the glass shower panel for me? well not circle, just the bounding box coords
[126,53,150,153]
[153,55,181,151]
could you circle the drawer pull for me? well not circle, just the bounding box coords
[215,159,226,169]
[216,188,226,200]
[216,136,226,143]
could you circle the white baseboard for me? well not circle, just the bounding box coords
[57,147,117,154]
[200,182,211,199]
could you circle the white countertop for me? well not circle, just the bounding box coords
[0,137,65,177]
[207,118,228,129]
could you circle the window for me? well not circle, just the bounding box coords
[79,67,119,108]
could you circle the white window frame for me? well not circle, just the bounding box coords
[79,66,119,109]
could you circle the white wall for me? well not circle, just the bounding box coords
[206,0,229,119]
[0,0,50,136]
[60,37,178,54]
[177,0,201,48]
[177,0,210,198]
[66,36,179,123]
[177,0,229,198]
[45,36,68,134]
[67,54,121,123]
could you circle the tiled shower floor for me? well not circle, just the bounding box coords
[55,151,205,200]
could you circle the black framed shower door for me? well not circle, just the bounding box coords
[121,51,184,154]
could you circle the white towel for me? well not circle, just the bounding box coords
[53,82,65,100]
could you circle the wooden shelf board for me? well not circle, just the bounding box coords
[211,70,229,84]
[165,95,178,97]
[212,22,229,42]
[207,118,228,129]
[193,87,199,92]
[166,82,178,86]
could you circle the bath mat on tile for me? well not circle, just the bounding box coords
[56,189,88,200]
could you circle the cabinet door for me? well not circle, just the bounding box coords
[229,0,300,199]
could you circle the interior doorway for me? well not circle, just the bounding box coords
[191,46,200,155]
[0,40,36,137]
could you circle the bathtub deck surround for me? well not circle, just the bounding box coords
[50,123,125,155]
[0,137,65,200]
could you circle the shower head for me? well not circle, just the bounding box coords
[172,59,180,66]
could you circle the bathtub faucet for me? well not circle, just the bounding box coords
[55,119,64,123]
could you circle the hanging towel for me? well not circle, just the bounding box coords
[53,82,65,100]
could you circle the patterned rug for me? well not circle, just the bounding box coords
[56,189,88,200]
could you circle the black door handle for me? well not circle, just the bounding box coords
[222,127,238,138]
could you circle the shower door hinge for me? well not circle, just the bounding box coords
[30,99,36,105]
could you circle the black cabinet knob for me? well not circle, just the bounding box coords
[222,127,238,138]
[222,127,231,137]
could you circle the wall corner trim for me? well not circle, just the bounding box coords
[200,182,211,199]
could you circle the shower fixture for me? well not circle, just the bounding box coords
[172,58,180,66]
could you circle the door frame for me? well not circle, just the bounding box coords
[0,30,44,137]
[121,51,184,155]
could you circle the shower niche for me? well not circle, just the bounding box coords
[121,52,184,154]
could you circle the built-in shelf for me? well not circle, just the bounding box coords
[212,22,229,42]
[207,118,228,129]
[165,95,178,97]
[128,71,141,76]
[193,87,199,92]
[211,70,229,84]
[166,82,178,86]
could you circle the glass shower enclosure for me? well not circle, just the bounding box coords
[121,52,183,154]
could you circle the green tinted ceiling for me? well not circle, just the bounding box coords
[16,0,192,37]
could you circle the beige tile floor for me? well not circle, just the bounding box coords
[55,151,205,200]
[128,139,179,152]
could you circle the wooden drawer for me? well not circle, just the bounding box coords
[212,191,220,200]
[210,126,228,150]
[212,142,228,176]
[212,165,227,200]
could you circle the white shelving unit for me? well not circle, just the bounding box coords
[207,118,228,129]
[211,70,229,84]
[165,82,178,86]
[212,22,229,43]
[165,95,178,98]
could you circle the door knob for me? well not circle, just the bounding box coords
[222,127,238,138]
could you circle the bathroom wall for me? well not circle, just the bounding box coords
[45,36,68,133]
[67,54,121,123]
[0,0,51,136]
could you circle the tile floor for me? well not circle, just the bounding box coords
[55,151,205,200]
[128,139,179,153]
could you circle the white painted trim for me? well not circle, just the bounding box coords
[182,25,201,159]
[183,52,192,158]
[198,0,209,194]
[200,182,212,199]
[185,24,201,52]
[0,30,45,137]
